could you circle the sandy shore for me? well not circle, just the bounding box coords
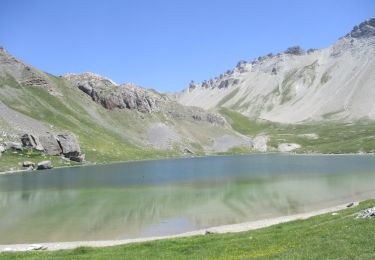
[0,201,359,252]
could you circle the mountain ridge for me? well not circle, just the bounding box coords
[177,17,375,123]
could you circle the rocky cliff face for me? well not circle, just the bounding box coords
[64,73,164,113]
[178,18,375,123]
[64,72,226,125]
[347,17,375,38]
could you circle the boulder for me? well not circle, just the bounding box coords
[26,244,47,251]
[70,154,85,162]
[56,132,81,160]
[39,133,61,155]
[183,148,194,154]
[278,143,301,152]
[21,133,44,151]
[0,144,5,153]
[5,142,22,151]
[37,160,53,170]
[22,161,35,168]
[356,206,375,219]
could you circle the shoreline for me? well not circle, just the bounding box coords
[1,151,374,176]
[0,200,360,252]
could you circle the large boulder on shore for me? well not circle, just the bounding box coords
[37,160,53,170]
[56,132,82,161]
[38,133,61,155]
[21,134,44,151]
[278,143,301,152]
[37,132,83,161]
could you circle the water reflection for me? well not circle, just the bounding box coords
[0,154,375,244]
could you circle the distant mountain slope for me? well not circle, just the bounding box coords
[178,18,375,123]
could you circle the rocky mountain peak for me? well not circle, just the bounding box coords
[347,17,375,38]
[64,72,118,86]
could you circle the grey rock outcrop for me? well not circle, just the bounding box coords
[21,134,44,151]
[22,161,35,168]
[278,143,301,152]
[189,80,198,90]
[35,132,83,161]
[284,46,305,55]
[166,102,226,126]
[348,17,375,38]
[37,160,53,170]
[56,132,82,161]
[64,73,164,113]
[39,133,61,155]
[307,48,317,54]
[65,73,225,126]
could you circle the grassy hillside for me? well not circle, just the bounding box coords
[2,199,374,259]
[220,108,375,153]
[0,74,176,171]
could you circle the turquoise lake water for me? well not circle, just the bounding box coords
[1,154,375,244]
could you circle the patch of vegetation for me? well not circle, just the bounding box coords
[2,199,375,259]
[280,69,298,104]
[320,71,332,85]
[219,108,274,135]
[0,73,21,89]
[217,88,240,107]
[230,95,247,110]
[216,146,253,155]
[322,110,343,119]
[220,108,375,153]
[0,149,78,172]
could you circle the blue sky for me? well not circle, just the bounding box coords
[0,1,374,92]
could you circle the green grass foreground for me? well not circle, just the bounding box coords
[2,199,375,259]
